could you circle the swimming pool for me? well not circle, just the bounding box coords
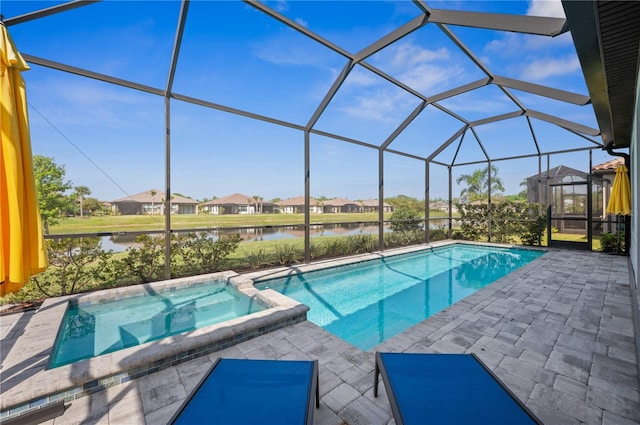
[255,244,545,350]
[50,279,267,368]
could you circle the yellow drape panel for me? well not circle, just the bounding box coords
[606,163,632,216]
[1,24,48,296]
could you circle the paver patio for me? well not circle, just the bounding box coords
[1,248,638,424]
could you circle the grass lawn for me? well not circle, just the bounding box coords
[49,212,451,234]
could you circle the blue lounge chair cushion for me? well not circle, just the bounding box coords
[170,358,318,425]
[375,352,541,425]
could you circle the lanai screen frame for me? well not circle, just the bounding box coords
[4,0,604,278]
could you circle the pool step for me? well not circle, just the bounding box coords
[118,297,248,345]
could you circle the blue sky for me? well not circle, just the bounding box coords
[2,0,613,202]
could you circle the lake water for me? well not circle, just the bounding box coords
[97,219,456,252]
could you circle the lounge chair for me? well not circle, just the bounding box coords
[169,358,319,425]
[374,352,542,425]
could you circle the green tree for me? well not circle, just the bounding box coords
[73,185,91,217]
[33,155,72,233]
[385,194,424,212]
[389,204,423,232]
[456,165,505,203]
[82,197,104,215]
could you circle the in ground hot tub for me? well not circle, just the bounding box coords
[50,279,267,368]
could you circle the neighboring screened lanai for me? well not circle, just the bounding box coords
[526,165,592,206]
[526,165,606,239]
[2,0,636,276]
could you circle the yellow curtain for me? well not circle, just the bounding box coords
[1,24,48,296]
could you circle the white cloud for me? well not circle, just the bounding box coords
[399,63,465,94]
[369,41,464,93]
[346,67,382,87]
[519,55,581,81]
[484,1,572,57]
[252,35,330,68]
[526,0,565,18]
[484,32,521,56]
[332,42,469,122]
[273,0,289,13]
[29,78,152,128]
[440,97,514,114]
[342,92,401,123]
[338,71,421,123]
[388,44,450,68]
[295,17,308,28]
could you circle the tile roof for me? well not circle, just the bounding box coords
[278,196,319,206]
[361,199,390,207]
[324,197,358,207]
[203,193,255,205]
[592,157,624,172]
[112,190,198,204]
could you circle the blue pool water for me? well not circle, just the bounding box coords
[50,281,267,368]
[256,244,545,350]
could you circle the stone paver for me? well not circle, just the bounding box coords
[1,247,639,424]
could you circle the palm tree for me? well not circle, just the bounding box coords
[150,190,157,215]
[252,195,261,214]
[456,165,504,203]
[73,185,91,217]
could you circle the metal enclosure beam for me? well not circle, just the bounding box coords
[429,78,491,103]
[470,111,523,127]
[380,101,427,151]
[307,61,354,130]
[427,125,468,162]
[428,9,568,36]
[378,150,385,251]
[354,14,428,63]
[526,110,601,136]
[23,54,164,96]
[304,131,311,263]
[493,75,591,106]
[3,0,99,26]
[448,166,453,239]
[245,0,351,59]
[425,161,429,243]
[162,0,189,280]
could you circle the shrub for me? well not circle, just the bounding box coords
[457,201,545,246]
[429,227,447,241]
[119,235,166,283]
[350,234,378,253]
[172,233,242,277]
[243,248,272,269]
[389,205,423,232]
[384,229,424,248]
[322,238,351,258]
[273,242,303,265]
[456,203,488,241]
[309,241,325,260]
[600,232,624,253]
[520,215,546,246]
[452,230,465,240]
[32,238,115,297]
